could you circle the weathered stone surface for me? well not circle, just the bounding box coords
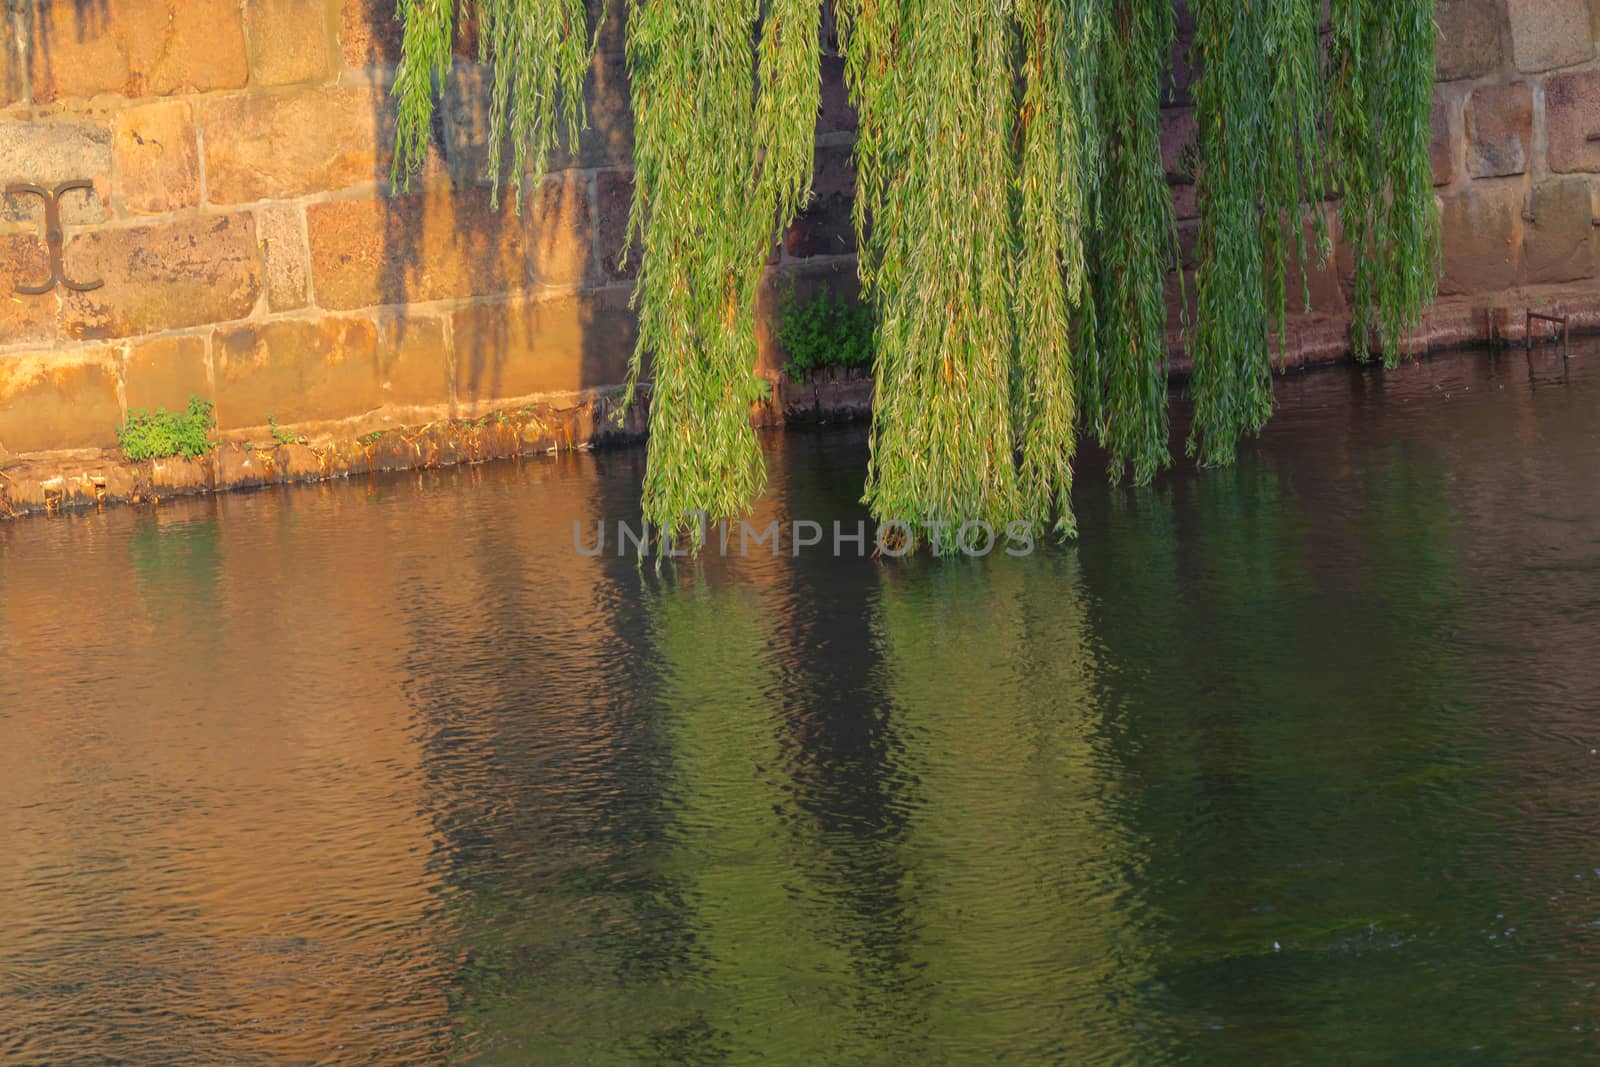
[28,0,249,102]
[786,145,857,259]
[124,334,212,414]
[595,170,639,281]
[1466,82,1532,178]
[1167,0,1197,107]
[213,316,392,428]
[0,119,112,226]
[1160,107,1198,220]
[0,236,58,347]
[589,0,625,56]
[1431,92,1457,187]
[114,101,201,215]
[0,348,122,453]
[62,214,262,339]
[1546,71,1600,173]
[1435,0,1508,82]
[340,0,403,67]
[444,52,630,180]
[558,53,632,169]
[529,172,594,287]
[246,0,332,86]
[450,288,637,408]
[1506,0,1594,73]
[1438,185,1522,296]
[0,22,21,107]
[819,56,857,136]
[202,86,389,203]
[374,314,452,408]
[257,203,310,311]
[1523,178,1598,284]
[306,187,531,309]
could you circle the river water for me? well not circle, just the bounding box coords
[2,343,1598,1064]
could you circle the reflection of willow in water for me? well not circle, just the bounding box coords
[862,556,1153,1061]
[1070,448,1521,1059]
[633,573,859,1062]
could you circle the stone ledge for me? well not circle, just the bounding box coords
[0,386,650,519]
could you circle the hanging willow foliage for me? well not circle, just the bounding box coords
[1328,0,1441,367]
[1079,0,1174,489]
[841,1,1023,550]
[1186,0,1324,468]
[1014,0,1099,537]
[393,0,1442,550]
[619,0,821,544]
[392,0,592,204]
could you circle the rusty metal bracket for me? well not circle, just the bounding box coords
[1526,310,1570,355]
[4,180,103,295]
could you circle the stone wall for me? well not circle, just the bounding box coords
[1159,0,1600,365]
[0,0,1597,465]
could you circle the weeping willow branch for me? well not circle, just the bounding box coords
[1081,0,1175,488]
[844,1,1023,551]
[1014,0,1099,535]
[1186,0,1323,468]
[1328,0,1441,367]
[392,0,457,182]
[392,0,1443,552]
[621,0,821,545]
[392,0,592,204]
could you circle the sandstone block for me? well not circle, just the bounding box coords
[529,172,595,287]
[0,24,20,107]
[0,347,122,453]
[1159,107,1197,221]
[256,204,311,311]
[556,53,632,170]
[1523,178,1598,284]
[375,314,452,408]
[305,187,532,309]
[1431,92,1456,187]
[1439,185,1522,296]
[1506,0,1594,73]
[1546,71,1600,173]
[786,145,857,258]
[28,0,248,102]
[246,0,333,86]
[213,316,389,428]
[1167,0,1196,108]
[202,86,390,204]
[819,56,857,135]
[450,288,637,409]
[589,0,625,56]
[124,334,212,414]
[62,214,261,339]
[596,170,639,281]
[0,235,58,347]
[1466,82,1532,178]
[441,57,627,181]
[1435,0,1509,82]
[0,120,112,227]
[114,101,201,215]
[340,0,404,67]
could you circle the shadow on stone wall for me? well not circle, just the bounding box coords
[353,0,634,425]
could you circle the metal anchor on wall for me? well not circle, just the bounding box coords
[4,180,104,294]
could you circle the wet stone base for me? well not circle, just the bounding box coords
[0,389,652,519]
[3,294,1596,522]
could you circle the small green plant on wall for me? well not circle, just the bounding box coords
[115,396,216,461]
[268,415,301,446]
[777,287,875,384]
